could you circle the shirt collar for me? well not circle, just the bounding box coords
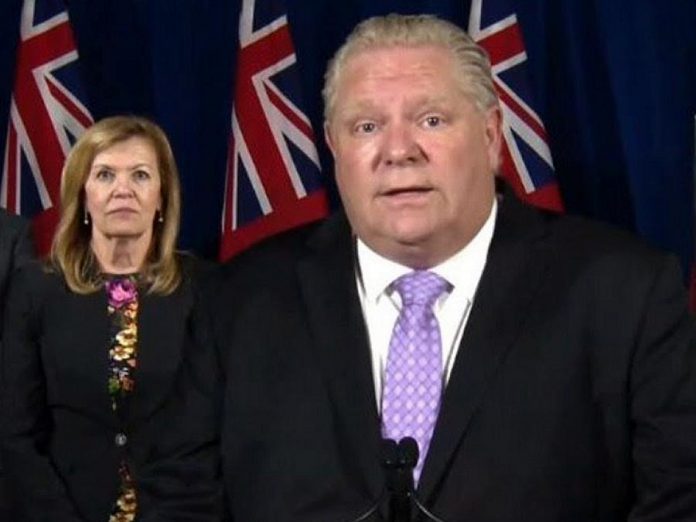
[357,198,497,304]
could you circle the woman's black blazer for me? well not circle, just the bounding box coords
[1,257,221,521]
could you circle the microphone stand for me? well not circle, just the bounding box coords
[384,438,415,522]
[349,495,385,522]
[345,438,447,522]
[343,439,396,522]
[388,437,447,522]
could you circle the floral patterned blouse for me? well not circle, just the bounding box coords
[105,275,139,522]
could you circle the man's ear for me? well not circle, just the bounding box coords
[324,121,337,159]
[484,105,503,173]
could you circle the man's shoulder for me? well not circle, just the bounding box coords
[0,209,32,259]
[0,207,29,234]
[221,214,346,273]
[545,212,665,261]
[496,195,677,281]
[499,193,664,257]
[204,213,348,293]
[513,206,678,284]
[7,259,61,306]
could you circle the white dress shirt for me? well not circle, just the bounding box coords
[355,200,497,410]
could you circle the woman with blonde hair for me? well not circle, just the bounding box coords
[1,116,220,521]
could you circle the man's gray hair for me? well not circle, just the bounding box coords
[322,13,499,122]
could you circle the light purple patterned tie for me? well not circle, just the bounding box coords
[381,270,449,484]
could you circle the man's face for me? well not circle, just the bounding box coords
[325,45,502,268]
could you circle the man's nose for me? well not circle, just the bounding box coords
[382,123,424,167]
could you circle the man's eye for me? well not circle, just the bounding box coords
[355,122,377,134]
[423,116,442,128]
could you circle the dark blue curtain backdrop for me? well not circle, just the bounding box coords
[1,0,695,273]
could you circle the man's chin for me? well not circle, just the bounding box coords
[366,232,441,268]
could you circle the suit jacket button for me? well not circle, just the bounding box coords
[115,432,128,447]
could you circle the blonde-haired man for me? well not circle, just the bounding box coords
[211,14,696,521]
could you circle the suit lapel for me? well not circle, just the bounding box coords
[418,195,551,502]
[296,214,384,502]
[128,283,189,424]
[48,283,113,424]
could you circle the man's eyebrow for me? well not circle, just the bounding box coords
[408,95,451,109]
[334,94,455,123]
[336,100,380,117]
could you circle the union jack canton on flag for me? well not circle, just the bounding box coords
[469,0,563,211]
[220,0,328,260]
[1,0,93,254]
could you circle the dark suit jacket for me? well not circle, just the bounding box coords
[210,192,696,521]
[0,208,33,339]
[1,257,221,521]
[0,209,33,518]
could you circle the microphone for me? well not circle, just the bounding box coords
[344,438,446,522]
[387,437,446,522]
[384,437,416,522]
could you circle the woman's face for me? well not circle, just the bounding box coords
[84,136,162,244]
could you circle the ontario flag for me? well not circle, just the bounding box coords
[1,0,93,255]
[220,0,328,260]
[468,0,563,212]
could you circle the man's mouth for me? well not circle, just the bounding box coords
[382,186,433,197]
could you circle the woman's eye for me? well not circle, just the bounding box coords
[133,170,151,181]
[95,169,114,181]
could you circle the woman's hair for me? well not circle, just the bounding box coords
[51,115,182,295]
[322,13,498,123]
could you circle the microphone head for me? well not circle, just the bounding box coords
[398,437,419,468]
[381,438,399,470]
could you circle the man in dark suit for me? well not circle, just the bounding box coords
[0,208,33,333]
[0,208,34,520]
[210,14,696,521]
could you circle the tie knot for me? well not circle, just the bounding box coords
[392,270,449,307]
